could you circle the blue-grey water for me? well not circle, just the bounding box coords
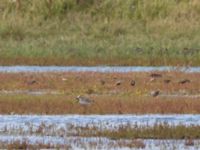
[0,114,200,128]
[0,66,199,72]
[0,136,198,150]
[0,115,200,149]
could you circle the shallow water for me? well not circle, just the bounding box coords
[0,135,199,150]
[0,115,200,149]
[0,114,199,130]
[0,66,200,73]
[0,114,200,138]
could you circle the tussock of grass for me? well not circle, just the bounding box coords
[0,0,200,65]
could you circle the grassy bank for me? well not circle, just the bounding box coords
[0,0,200,66]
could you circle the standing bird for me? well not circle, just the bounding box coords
[76,95,94,105]
[27,80,37,85]
[130,80,136,86]
[100,79,105,85]
[178,79,190,84]
[164,79,171,84]
[116,81,122,86]
[150,90,160,97]
[150,73,162,78]
[149,77,156,82]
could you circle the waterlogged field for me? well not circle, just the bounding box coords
[0,115,200,149]
[0,67,198,149]
[0,69,199,114]
[2,136,200,149]
[1,0,200,148]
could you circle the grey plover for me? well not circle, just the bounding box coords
[76,95,94,105]
[150,90,160,97]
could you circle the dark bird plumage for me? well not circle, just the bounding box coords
[116,81,121,86]
[130,80,136,86]
[76,95,94,105]
[150,90,160,97]
[27,80,37,85]
[178,79,190,84]
[164,79,171,84]
[100,79,105,85]
[150,73,162,78]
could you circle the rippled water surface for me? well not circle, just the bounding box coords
[0,115,199,149]
[0,136,198,150]
[0,66,199,149]
[0,66,200,72]
[0,114,200,129]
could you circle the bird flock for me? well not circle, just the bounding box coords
[75,72,191,105]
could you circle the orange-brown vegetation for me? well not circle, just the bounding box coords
[2,140,69,149]
[73,123,200,139]
[0,71,199,114]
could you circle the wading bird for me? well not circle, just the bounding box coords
[130,80,136,86]
[150,73,162,78]
[150,90,160,97]
[27,80,37,85]
[164,79,171,84]
[178,79,190,84]
[116,81,121,86]
[76,95,94,105]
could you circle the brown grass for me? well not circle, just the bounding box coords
[73,123,200,139]
[0,71,199,92]
[0,71,199,114]
[185,138,195,146]
[1,140,70,149]
[1,94,200,114]
[2,121,200,139]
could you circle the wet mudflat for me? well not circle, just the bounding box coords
[0,66,199,149]
[0,70,199,114]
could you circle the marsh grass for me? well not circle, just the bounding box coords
[0,93,200,114]
[0,71,199,114]
[2,121,200,140]
[74,123,200,139]
[1,140,68,149]
[0,0,200,65]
